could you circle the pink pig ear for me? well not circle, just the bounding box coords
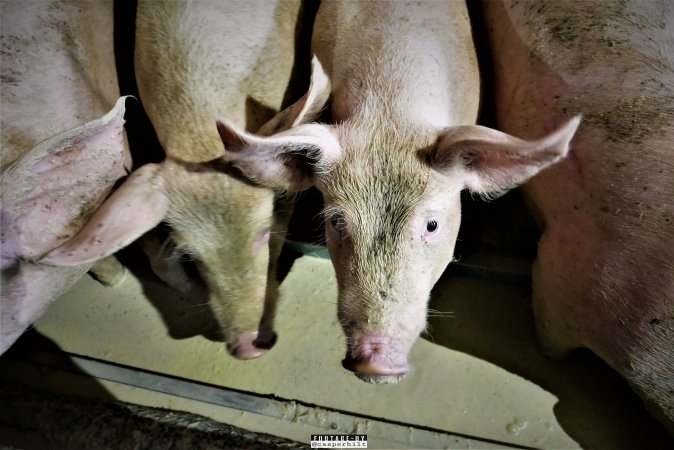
[255,55,331,137]
[429,116,581,196]
[1,97,130,262]
[217,122,340,192]
[41,163,169,266]
[215,56,337,192]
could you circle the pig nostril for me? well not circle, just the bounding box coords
[227,330,277,360]
[253,330,277,349]
[343,335,411,383]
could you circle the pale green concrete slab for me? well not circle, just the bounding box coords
[31,256,581,448]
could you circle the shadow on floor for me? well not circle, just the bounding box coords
[113,241,224,343]
[0,331,115,402]
[424,275,673,449]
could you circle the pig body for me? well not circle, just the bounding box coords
[219,0,580,382]
[44,0,308,359]
[0,0,122,167]
[0,0,129,353]
[483,0,674,431]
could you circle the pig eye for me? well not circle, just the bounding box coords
[330,214,344,230]
[423,219,440,240]
[329,213,347,235]
[252,227,271,253]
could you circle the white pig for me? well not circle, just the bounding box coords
[483,0,674,433]
[43,0,324,359]
[216,0,581,382]
[1,0,129,354]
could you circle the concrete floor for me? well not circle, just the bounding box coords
[1,246,672,449]
[1,190,672,449]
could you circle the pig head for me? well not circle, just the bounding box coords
[43,0,317,360]
[0,0,129,354]
[1,98,129,354]
[216,1,582,383]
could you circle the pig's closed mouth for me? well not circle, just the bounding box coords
[342,354,410,384]
[352,372,408,385]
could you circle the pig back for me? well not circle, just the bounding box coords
[310,0,480,127]
[484,0,674,432]
[1,0,119,167]
[134,0,302,163]
[0,0,128,354]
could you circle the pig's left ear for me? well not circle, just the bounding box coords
[1,97,130,262]
[217,122,341,192]
[428,116,581,196]
[255,56,331,137]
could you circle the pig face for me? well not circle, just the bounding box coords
[41,61,330,360]
[316,126,463,382]
[41,155,279,360]
[218,111,581,383]
[161,160,278,357]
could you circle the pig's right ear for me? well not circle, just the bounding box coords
[217,122,341,192]
[41,163,170,266]
[215,56,337,192]
[256,56,331,137]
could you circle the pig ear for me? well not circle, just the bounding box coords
[41,163,169,266]
[217,122,341,192]
[255,55,331,137]
[1,97,130,261]
[215,56,336,192]
[429,116,581,196]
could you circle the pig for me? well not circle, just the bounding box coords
[0,0,130,354]
[216,0,581,383]
[482,0,674,432]
[42,0,323,360]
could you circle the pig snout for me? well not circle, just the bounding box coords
[338,291,427,383]
[342,335,411,384]
[226,329,277,360]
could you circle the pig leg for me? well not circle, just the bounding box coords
[531,233,584,360]
[89,255,126,286]
[254,195,296,352]
[137,233,195,294]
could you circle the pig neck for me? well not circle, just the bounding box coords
[159,102,224,163]
[331,52,449,136]
[323,3,479,151]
